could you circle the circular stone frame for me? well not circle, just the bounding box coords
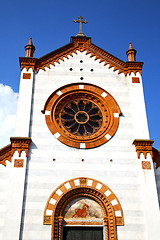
[42,83,121,149]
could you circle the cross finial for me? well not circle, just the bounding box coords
[74,16,88,37]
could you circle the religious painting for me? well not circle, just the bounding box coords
[63,197,103,220]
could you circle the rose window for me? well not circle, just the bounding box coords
[60,100,103,136]
[43,83,121,149]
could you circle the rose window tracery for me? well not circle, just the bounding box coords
[61,100,103,136]
[43,83,121,148]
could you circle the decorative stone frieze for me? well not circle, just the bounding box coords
[133,139,154,159]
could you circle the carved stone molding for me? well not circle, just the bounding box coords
[19,36,143,76]
[133,139,154,159]
[0,137,31,167]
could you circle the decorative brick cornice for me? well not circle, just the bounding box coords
[20,36,143,76]
[0,137,31,167]
[0,144,12,166]
[153,147,160,169]
[10,137,31,157]
[19,57,37,71]
[133,139,154,159]
[125,61,143,76]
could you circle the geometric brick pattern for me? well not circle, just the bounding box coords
[142,161,151,170]
[14,159,24,168]
[22,73,31,79]
[42,83,121,149]
[132,77,140,83]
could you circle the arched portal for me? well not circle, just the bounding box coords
[43,177,124,240]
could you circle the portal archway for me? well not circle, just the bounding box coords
[43,177,124,240]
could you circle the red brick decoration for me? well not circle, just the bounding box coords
[0,145,12,166]
[19,36,143,76]
[0,137,31,167]
[142,161,151,170]
[133,139,154,159]
[42,83,121,149]
[132,77,140,83]
[23,73,31,79]
[43,177,124,240]
[14,159,24,168]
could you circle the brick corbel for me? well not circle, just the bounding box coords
[19,57,37,71]
[133,139,154,159]
[0,137,31,167]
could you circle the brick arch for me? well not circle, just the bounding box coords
[43,177,124,240]
[43,177,124,221]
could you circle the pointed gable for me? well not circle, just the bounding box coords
[19,36,143,76]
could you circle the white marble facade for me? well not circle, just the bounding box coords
[0,48,160,240]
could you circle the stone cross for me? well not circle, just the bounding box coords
[74,16,88,36]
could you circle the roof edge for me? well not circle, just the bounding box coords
[19,36,143,76]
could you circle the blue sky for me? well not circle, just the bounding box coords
[0,0,160,149]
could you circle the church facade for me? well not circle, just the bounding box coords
[0,18,160,240]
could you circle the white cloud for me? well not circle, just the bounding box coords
[0,84,18,148]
